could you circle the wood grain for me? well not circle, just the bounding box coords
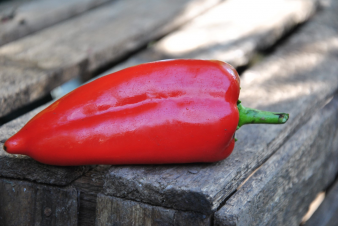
[0,0,113,47]
[101,0,338,214]
[0,0,220,117]
[0,0,336,221]
[72,165,111,226]
[0,0,317,199]
[304,178,338,226]
[0,178,78,226]
[100,0,318,76]
[96,194,211,226]
[0,56,69,118]
[214,96,338,226]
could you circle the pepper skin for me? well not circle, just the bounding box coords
[3,59,288,166]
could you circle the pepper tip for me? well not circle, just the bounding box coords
[277,113,289,124]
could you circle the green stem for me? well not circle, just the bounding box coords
[237,102,289,129]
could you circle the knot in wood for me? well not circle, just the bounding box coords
[44,207,52,217]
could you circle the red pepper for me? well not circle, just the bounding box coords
[3,59,288,166]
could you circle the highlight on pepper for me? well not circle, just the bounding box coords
[3,59,289,166]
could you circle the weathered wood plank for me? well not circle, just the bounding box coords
[73,165,111,226]
[0,0,220,117]
[214,95,338,226]
[0,178,78,226]
[96,194,211,226]
[0,56,67,119]
[0,0,219,186]
[0,0,318,199]
[0,104,93,185]
[0,0,112,46]
[304,178,338,226]
[101,0,338,214]
[0,0,332,219]
[64,0,321,218]
[100,0,318,76]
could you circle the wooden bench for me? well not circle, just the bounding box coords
[1,0,338,225]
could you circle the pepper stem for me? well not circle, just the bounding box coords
[237,102,289,129]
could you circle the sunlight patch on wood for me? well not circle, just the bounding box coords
[301,192,325,224]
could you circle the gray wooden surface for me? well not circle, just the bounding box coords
[0,0,337,225]
[0,0,112,47]
[0,0,319,187]
[101,0,318,76]
[305,178,338,226]
[0,178,78,226]
[100,0,338,214]
[214,96,338,226]
[96,194,211,226]
[0,0,223,185]
[0,0,220,117]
